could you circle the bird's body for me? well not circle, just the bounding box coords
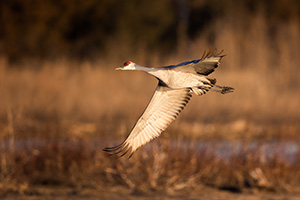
[150,69,210,89]
[103,49,234,158]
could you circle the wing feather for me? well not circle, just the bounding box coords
[103,85,192,157]
[164,49,225,75]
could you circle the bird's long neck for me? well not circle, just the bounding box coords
[135,64,156,73]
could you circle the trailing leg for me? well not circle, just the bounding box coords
[211,84,234,94]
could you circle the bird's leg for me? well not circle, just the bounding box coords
[211,84,234,94]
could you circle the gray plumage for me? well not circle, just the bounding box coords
[103,49,234,158]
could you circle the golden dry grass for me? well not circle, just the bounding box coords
[0,58,300,195]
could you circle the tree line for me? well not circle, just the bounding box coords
[0,0,299,63]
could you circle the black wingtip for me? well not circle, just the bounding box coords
[201,49,226,60]
[103,142,133,159]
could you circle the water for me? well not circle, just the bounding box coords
[187,140,299,165]
[1,139,299,165]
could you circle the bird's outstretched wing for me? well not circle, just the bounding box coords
[165,49,225,75]
[103,83,192,158]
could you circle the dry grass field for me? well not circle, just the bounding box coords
[1,11,300,200]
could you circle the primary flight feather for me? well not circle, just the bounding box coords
[103,49,234,158]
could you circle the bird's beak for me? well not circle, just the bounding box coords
[114,66,123,71]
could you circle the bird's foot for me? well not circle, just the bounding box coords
[220,86,234,94]
[211,85,234,94]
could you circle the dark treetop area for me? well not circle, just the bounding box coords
[0,0,299,64]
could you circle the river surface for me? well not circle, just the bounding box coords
[1,139,299,165]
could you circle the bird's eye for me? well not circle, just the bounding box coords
[124,61,131,66]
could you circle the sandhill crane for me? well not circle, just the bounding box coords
[103,49,234,158]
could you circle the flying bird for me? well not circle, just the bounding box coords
[103,49,234,158]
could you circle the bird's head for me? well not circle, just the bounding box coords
[115,61,137,71]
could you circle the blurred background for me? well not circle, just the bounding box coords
[0,0,300,199]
